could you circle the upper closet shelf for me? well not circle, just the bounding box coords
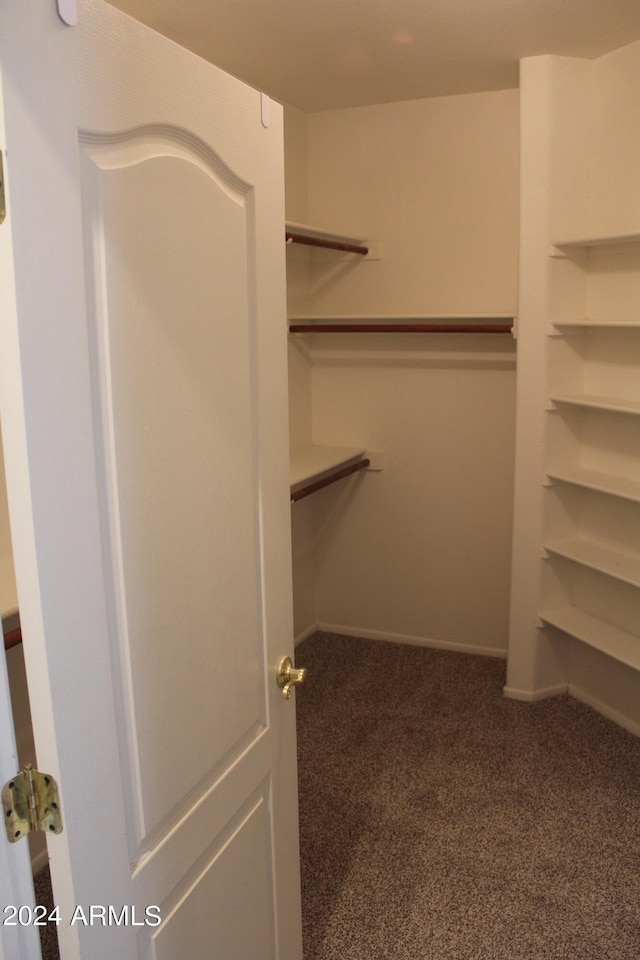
[289,314,515,335]
[551,319,640,331]
[552,230,640,255]
[285,221,369,256]
[549,393,640,416]
[290,444,369,502]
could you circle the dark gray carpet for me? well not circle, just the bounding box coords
[295,632,640,960]
[33,865,59,959]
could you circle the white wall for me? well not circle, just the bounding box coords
[590,41,640,231]
[286,90,520,654]
[305,90,519,317]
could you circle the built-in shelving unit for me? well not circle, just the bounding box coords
[540,230,640,673]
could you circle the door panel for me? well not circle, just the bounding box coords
[82,133,267,861]
[0,2,301,957]
[150,786,275,960]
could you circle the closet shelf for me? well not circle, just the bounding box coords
[290,445,369,502]
[285,221,369,256]
[553,230,640,253]
[551,319,640,332]
[544,537,640,588]
[539,606,640,672]
[546,466,640,503]
[289,314,515,335]
[549,393,640,416]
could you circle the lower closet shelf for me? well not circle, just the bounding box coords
[290,445,369,502]
[539,606,640,671]
[544,537,640,588]
[546,466,640,503]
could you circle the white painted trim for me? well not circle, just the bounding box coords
[317,622,507,659]
[503,682,568,702]
[569,684,640,738]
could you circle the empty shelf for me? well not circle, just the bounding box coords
[290,445,369,502]
[285,221,368,256]
[546,466,640,503]
[554,231,640,251]
[544,537,640,588]
[550,393,640,416]
[539,606,640,672]
[552,319,640,331]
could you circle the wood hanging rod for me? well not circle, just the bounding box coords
[291,458,370,503]
[4,627,22,652]
[289,323,513,334]
[285,231,369,256]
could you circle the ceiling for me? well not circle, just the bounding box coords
[108,0,640,112]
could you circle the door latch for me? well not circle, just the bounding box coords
[2,764,63,843]
[276,656,307,699]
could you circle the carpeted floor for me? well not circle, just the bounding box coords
[295,632,640,960]
[33,864,59,959]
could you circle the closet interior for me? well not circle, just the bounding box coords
[285,91,519,657]
[287,42,640,736]
[3,45,639,880]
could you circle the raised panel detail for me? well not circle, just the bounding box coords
[148,788,276,960]
[81,131,267,860]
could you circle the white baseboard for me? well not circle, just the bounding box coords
[503,683,568,702]
[569,683,640,738]
[316,622,507,659]
[298,626,639,736]
[294,622,318,647]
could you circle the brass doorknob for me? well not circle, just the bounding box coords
[276,656,307,699]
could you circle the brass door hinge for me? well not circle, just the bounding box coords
[2,764,63,843]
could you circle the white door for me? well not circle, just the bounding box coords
[0,2,303,958]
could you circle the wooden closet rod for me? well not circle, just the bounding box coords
[4,627,22,651]
[285,231,369,256]
[289,323,513,334]
[291,458,370,503]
